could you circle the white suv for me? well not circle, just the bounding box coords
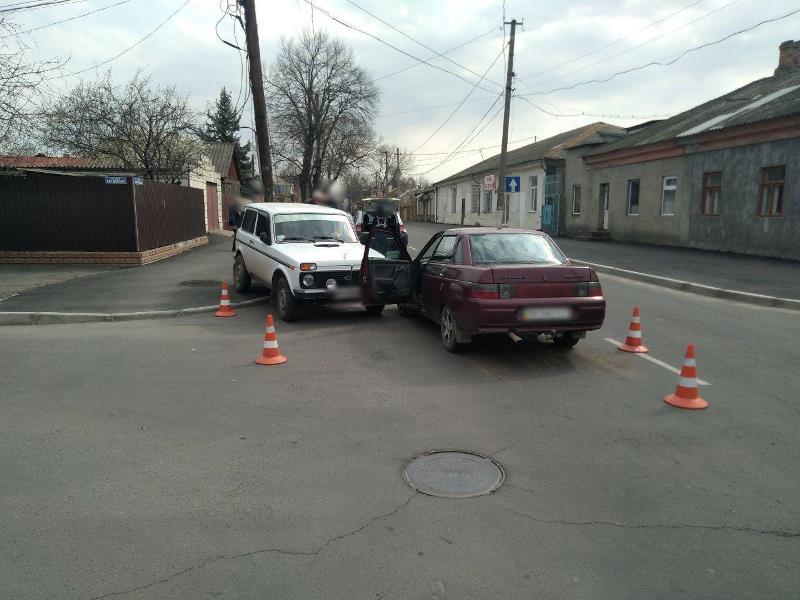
[232,203,382,321]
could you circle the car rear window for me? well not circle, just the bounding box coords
[241,209,257,233]
[468,233,567,265]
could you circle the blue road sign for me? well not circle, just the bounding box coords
[505,176,521,193]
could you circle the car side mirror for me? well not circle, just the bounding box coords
[259,232,271,245]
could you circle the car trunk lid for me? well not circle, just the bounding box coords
[488,264,597,299]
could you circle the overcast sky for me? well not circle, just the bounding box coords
[12,0,800,182]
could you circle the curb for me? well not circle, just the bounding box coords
[572,260,800,311]
[0,296,271,326]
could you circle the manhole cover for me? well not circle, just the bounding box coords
[178,279,219,287]
[403,451,504,498]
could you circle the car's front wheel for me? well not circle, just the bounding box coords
[233,253,251,293]
[397,302,412,317]
[275,276,301,322]
[440,305,467,352]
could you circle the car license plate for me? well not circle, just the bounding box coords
[519,306,573,322]
[330,286,361,300]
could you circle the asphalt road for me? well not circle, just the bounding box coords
[1,224,799,599]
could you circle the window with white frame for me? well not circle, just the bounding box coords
[661,176,677,215]
[471,182,481,213]
[483,189,493,213]
[450,187,457,213]
[572,185,582,215]
[627,180,640,215]
[528,175,538,212]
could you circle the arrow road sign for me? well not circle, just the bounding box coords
[506,176,520,193]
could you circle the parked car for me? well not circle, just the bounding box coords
[360,227,606,351]
[233,203,385,321]
[355,198,408,247]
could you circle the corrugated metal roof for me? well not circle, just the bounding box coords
[206,142,236,176]
[591,71,800,155]
[434,122,626,185]
[0,155,121,169]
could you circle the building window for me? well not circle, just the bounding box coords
[450,187,457,214]
[661,176,677,215]
[572,185,582,215]
[471,183,480,213]
[759,166,785,217]
[627,180,640,215]
[528,175,538,212]
[483,189,493,213]
[702,172,721,216]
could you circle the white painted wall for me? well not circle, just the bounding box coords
[434,161,545,230]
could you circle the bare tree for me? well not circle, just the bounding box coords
[268,30,378,200]
[0,17,62,153]
[362,143,415,197]
[42,71,201,181]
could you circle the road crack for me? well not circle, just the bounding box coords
[502,506,800,539]
[90,494,415,599]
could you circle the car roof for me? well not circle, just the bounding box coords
[247,202,346,216]
[443,226,547,235]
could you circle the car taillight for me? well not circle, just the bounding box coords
[588,281,603,297]
[468,284,513,299]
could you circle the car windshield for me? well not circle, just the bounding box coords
[469,233,567,265]
[273,213,357,243]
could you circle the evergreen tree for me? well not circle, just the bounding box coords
[202,87,253,180]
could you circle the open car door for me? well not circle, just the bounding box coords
[360,227,413,306]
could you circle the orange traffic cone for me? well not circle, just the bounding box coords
[618,305,648,353]
[256,315,287,365]
[214,282,236,317]
[664,344,708,410]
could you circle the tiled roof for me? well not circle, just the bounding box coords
[434,122,626,185]
[590,70,800,155]
[0,155,120,169]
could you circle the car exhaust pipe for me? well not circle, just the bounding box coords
[508,331,523,343]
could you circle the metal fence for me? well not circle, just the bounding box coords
[134,180,205,250]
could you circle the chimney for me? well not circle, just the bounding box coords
[775,40,800,76]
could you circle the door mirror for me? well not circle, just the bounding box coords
[259,232,271,245]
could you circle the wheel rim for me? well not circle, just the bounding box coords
[278,285,288,313]
[234,260,243,286]
[441,308,454,345]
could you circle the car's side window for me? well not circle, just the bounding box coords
[431,236,457,262]
[453,238,464,264]
[420,234,443,260]
[241,209,257,234]
[255,212,270,242]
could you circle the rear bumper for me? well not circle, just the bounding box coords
[457,296,606,336]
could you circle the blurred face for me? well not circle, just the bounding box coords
[311,192,326,205]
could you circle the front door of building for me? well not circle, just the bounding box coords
[599,183,609,231]
[206,181,219,231]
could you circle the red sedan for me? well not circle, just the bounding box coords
[360,227,606,351]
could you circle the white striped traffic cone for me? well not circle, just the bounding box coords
[255,315,287,365]
[664,344,708,410]
[618,305,648,353]
[214,281,236,317]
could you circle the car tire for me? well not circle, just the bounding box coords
[553,333,581,349]
[233,253,251,293]
[440,305,467,352]
[276,276,301,322]
[365,305,385,315]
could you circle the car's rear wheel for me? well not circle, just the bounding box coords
[553,332,581,348]
[440,305,467,352]
[365,304,384,315]
[233,253,251,293]
[276,276,300,322]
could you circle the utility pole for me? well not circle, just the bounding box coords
[497,18,520,225]
[241,0,274,201]
[394,147,401,191]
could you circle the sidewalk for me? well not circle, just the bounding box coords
[555,237,800,300]
[0,234,269,316]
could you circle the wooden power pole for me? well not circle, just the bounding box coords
[241,0,274,200]
[497,18,520,225]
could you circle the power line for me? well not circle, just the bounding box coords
[515,95,671,120]
[0,0,84,14]
[0,0,130,38]
[411,44,507,153]
[521,0,705,83]
[523,6,800,97]
[374,26,497,82]
[525,0,743,92]
[47,0,191,80]
[300,0,500,94]
[377,95,496,118]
